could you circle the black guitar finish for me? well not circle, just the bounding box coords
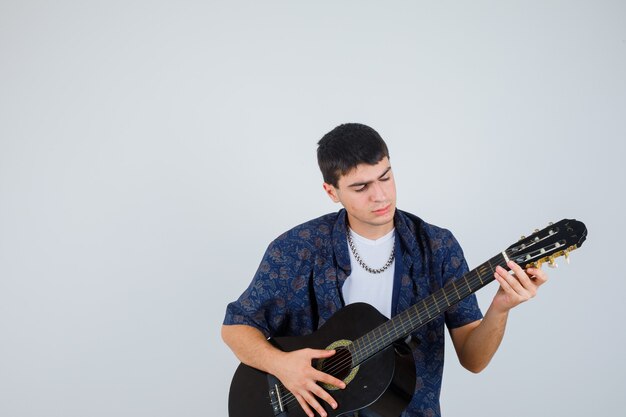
[228,303,416,417]
[228,219,588,417]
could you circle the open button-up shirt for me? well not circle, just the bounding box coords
[224,209,483,417]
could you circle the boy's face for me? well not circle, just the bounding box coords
[323,157,396,239]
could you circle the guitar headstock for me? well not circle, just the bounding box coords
[506,219,587,268]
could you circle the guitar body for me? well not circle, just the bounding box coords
[228,303,416,417]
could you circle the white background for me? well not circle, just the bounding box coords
[1,1,624,416]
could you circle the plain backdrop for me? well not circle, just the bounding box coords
[1,1,625,416]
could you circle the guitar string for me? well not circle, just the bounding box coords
[270,244,552,411]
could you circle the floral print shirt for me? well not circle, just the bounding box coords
[224,209,483,417]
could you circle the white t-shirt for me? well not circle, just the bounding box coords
[342,228,396,318]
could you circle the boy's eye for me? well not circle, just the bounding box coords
[355,184,368,192]
[380,177,390,182]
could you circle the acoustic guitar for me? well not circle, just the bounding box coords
[228,219,587,417]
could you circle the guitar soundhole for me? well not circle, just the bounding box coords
[317,341,359,390]
[320,347,352,380]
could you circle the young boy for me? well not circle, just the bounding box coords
[222,123,547,417]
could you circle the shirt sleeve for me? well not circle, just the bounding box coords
[441,230,484,329]
[222,238,290,338]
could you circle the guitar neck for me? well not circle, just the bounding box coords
[350,252,508,366]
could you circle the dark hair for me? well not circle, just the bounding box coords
[317,123,390,186]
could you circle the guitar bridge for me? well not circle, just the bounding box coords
[268,374,287,416]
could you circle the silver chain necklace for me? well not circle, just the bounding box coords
[346,229,395,274]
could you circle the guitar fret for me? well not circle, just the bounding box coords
[476,267,484,284]
[431,293,440,313]
[452,281,460,301]
[414,304,424,324]
[442,289,450,306]
[436,291,447,311]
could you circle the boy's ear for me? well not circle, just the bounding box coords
[322,183,340,203]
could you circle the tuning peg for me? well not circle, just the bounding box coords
[565,251,570,265]
[549,222,554,226]
[548,258,558,268]
[534,229,540,233]
[519,235,526,241]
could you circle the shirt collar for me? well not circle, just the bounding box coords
[332,209,351,275]
[332,208,417,275]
